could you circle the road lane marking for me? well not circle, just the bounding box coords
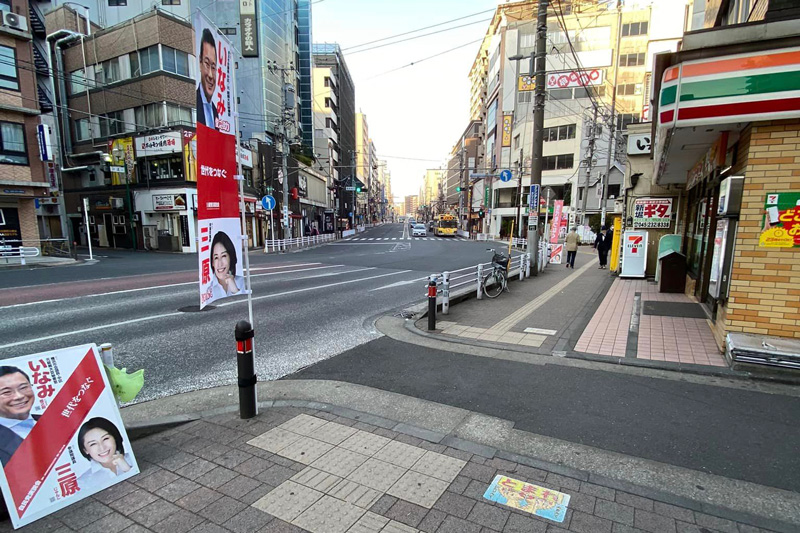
[0,264,343,309]
[368,275,429,291]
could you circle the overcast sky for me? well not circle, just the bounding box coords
[312,0,499,203]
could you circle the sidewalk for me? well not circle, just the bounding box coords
[12,380,794,533]
[419,247,730,374]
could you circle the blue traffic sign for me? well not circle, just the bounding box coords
[529,184,540,210]
[261,195,276,210]
[499,169,513,182]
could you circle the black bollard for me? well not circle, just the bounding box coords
[234,320,257,419]
[427,276,437,331]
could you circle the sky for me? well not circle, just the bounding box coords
[312,0,500,203]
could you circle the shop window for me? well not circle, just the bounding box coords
[145,155,184,181]
[0,46,19,91]
[0,122,28,164]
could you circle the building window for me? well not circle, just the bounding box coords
[100,110,125,137]
[135,45,160,76]
[145,155,183,181]
[622,21,648,37]
[518,92,532,103]
[135,103,164,129]
[108,0,127,6]
[549,88,572,100]
[513,134,520,150]
[544,124,576,142]
[619,52,646,67]
[542,153,574,171]
[69,70,90,94]
[162,0,180,4]
[0,122,27,164]
[618,113,641,129]
[95,58,121,85]
[616,83,638,96]
[607,184,621,198]
[220,27,236,35]
[167,104,192,126]
[0,46,19,91]
[74,118,90,141]
[324,97,331,108]
[162,46,189,77]
[324,77,330,87]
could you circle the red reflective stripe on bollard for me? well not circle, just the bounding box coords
[428,285,436,297]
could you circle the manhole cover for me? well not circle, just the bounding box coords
[178,305,216,313]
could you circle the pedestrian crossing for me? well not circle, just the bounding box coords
[342,237,470,242]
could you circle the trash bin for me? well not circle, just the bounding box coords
[658,250,686,293]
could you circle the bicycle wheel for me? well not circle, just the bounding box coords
[482,272,504,299]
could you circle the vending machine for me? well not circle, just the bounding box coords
[708,176,743,301]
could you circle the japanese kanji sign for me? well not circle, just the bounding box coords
[633,198,672,229]
[760,191,800,248]
[0,345,138,529]
[240,0,259,57]
[194,13,244,308]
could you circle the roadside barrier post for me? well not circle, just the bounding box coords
[442,272,450,315]
[427,276,437,331]
[477,264,483,300]
[234,320,258,419]
[99,343,114,367]
[525,253,531,278]
[519,256,525,281]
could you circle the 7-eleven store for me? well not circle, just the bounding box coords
[651,25,800,360]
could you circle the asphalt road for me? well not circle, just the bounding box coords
[290,336,800,494]
[0,224,509,402]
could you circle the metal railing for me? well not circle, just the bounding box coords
[264,233,337,253]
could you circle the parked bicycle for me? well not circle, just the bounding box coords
[481,248,509,298]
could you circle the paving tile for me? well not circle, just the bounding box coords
[595,499,635,526]
[108,489,157,516]
[615,492,654,512]
[467,501,510,530]
[432,491,476,519]
[436,514,482,533]
[310,445,369,477]
[79,510,134,533]
[384,499,428,527]
[174,486,223,512]
[578,482,615,502]
[568,492,595,514]
[502,512,547,533]
[417,509,448,533]
[291,466,342,492]
[128,499,180,528]
[569,509,613,533]
[234,456,274,476]
[175,458,218,480]
[120,525,155,533]
[387,470,450,509]
[327,478,382,509]
[462,479,489,501]
[410,451,466,483]
[247,428,303,454]
[154,477,202,502]
[292,494,365,533]
[693,512,739,533]
[214,448,254,469]
[198,494,248,524]
[348,511,390,533]
[259,519,306,532]
[252,480,323,523]
[149,507,205,533]
[370,493,398,515]
[459,462,496,483]
[92,480,138,504]
[187,523,228,533]
[652,501,695,523]
[241,483,274,506]
[382,520,420,533]
[218,474,264,500]
[634,509,676,532]
[133,469,180,492]
[374,439,427,469]
[311,421,359,445]
[195,443,231,461]
[347,457,406,492]
[196,465,240,489]
[513,465,547,483]
[339,430,392,456]
[155,451,196,472]
[279,435,334,465]
[278,414,330,436]
[256,464,297,486]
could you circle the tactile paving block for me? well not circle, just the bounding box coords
[251,480,322,522]
[410,450,466,482]
[278,414,329,436]
[279,435,334,465]
[312,421,359,445]
[327,478,382,509]
[291,467,342,492]
[388,470,449,508]
[292,495,366,533]
[339,430,391,456]
[348,511,390,533]
[373,440,427,469]
[346,457,406,492]
[246,427,302,454]
[311,446,370,477]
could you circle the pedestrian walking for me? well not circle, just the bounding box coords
[594,226,611,269]
[565,227,579,269]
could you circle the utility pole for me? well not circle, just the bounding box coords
[267,62,295,240]
[600,0,623,227]
[526,0,547,275]
[582,107,598,225]
[351,150,356,229]
[515,148,523,238]
[458,146,465,230]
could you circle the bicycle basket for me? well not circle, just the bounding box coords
[492,252,509,269]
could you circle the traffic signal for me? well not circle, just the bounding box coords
[456,186,462,192]
[356,186,362,193]
[479,209,485,217]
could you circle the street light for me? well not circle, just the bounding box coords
[106,148,136,251]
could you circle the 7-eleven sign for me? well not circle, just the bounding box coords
[621,230,648,278]
[627,235,643,253]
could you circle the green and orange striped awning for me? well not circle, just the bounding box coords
[658,47,800,127]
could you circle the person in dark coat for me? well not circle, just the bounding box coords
[594,226,611,269]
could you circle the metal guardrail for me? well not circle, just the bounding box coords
[264,233,338,253]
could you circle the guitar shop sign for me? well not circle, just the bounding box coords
[547,69,603,89]
[135,132,182,157]
[633,198,672,229]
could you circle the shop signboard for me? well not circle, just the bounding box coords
[195,13,243,308]
[633,198,672,229]
[239,0,259,57]
[0,344,139,529]
[134,132,181,158]
[108,138,135,186]
[621,230,648,278]
[546,69,603,88]
[152,194,187,211]
[760,191,800,248]
[501,114,512,147]
[183,131,197,182]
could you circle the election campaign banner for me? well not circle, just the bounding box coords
[0,345,138,529]
[195,13,244,308]
[549,200,564,244]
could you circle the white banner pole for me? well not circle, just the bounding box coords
[232,55,253,326]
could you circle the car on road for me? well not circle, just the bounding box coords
[411,224,427,237]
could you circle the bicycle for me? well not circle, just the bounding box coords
[481,248,509,299]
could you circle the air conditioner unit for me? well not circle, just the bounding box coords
[0,11,29,32]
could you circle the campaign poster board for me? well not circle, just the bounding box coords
[549,243,564,265]
[0,345,138,529]
[484,475,570,523]
[621,230,648,278]
[195,13,244,308]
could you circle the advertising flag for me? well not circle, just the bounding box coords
[194,12,244,308]
[0,345,139,529]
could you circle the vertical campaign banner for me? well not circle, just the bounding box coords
[549,200,564,244]
[195,13,244,308]
[0,345,139,529]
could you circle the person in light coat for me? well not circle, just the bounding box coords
[565,227,579,269]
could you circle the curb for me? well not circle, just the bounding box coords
[122,381,799,533]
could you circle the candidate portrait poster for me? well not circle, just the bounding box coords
[0,345,139,529]
[194,12,244,308]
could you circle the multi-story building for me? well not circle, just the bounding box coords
[651,0,800,353]
[404,195,418,218]
[469,0,685,237]
[421,169,443,215]
[445,120,481,231]
[52,8,260,253]
[0,0,47,249]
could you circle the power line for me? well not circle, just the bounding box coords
[346,18,492,56]
[365,38,483,80]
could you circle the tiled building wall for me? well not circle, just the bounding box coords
[724,119,800,340]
